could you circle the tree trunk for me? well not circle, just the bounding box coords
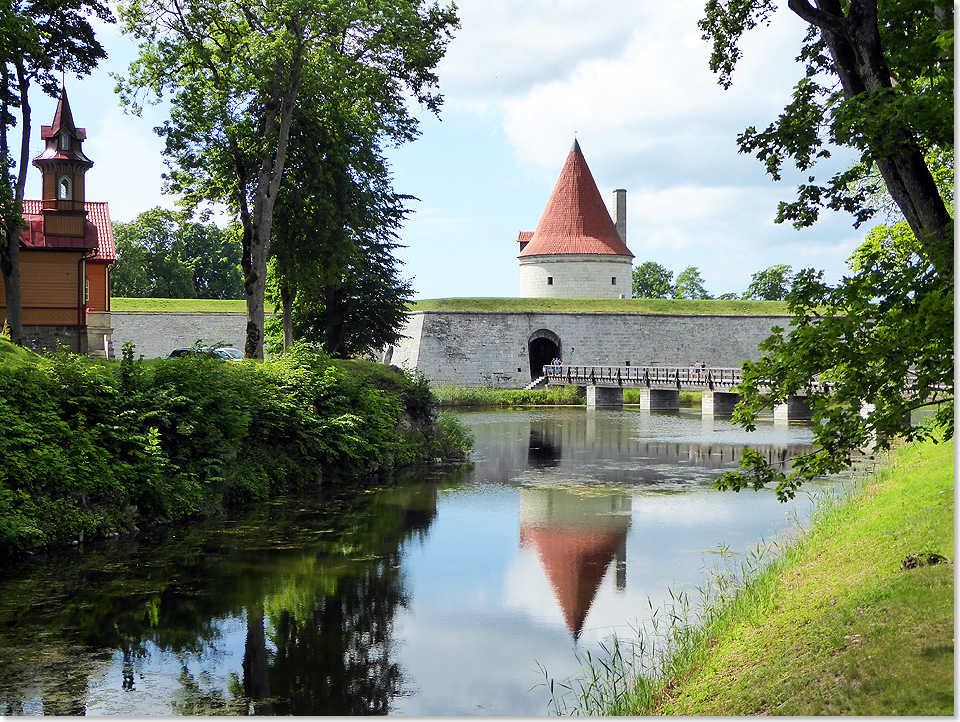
[244,222,267,359]
[280,277,295,349]
[788,0,952,268]
[1,232,23,344]
[0,61,32,346]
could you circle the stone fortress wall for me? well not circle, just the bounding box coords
[110,312,249,359]
[109,309,790,390]
[390,310,792,389]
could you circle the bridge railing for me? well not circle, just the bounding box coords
[542,365,744,390]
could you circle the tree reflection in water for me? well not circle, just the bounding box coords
[0,468,459,715]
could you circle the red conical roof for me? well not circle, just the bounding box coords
[41,86,86,141]
[518,140,633,259]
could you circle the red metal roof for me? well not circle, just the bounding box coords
[518,140,633,259]
[20,200,117,262]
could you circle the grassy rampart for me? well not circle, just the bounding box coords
[559,434,954,715]
[110,297,792,316]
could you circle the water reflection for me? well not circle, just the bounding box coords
[0,408,831,717]
[520,488,631,637]
[0,474,458,716]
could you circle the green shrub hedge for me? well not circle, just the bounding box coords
[0,340,471,559]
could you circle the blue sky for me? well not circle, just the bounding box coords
[23,1,875,300]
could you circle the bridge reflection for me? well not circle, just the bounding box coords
[461,410,815,639]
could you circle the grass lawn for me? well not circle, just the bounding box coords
[112,298,249,313]
[411,297,791,315]
[642,436,954,716]
[111,297,792,316]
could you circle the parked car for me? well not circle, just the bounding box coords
[168,346,243,361]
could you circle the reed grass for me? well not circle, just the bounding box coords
[434,384,587,407]
[434,386,703,408]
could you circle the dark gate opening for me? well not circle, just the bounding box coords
[529,337,559,380]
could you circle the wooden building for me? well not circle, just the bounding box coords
[0,87,116,356]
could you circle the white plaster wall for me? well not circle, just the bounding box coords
[519,255,632,298]
[390,310,792,388]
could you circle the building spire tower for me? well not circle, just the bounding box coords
[32,86,94,238]
[518,140,634,298]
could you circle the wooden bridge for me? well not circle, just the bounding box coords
[543,364,744,391]
[539,364,814,419]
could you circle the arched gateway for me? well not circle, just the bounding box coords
[528,329,561,380]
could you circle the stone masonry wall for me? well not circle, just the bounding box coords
[390,310,791,389]
[111,312,249,359]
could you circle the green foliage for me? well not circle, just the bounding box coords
[743,264,793,301]
[672,266,712,300]
[0,341,470,560]
[632,261,674,299]
[112,208,243,299]
[718,221,953,500]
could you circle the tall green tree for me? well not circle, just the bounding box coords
[0,0,112,344]
[743,264,793,300]
[699,0,952,268]
[672,266,712,300]
[700,0,953,498]
[267,95,413,358]
[631,261,674,299]
[115,0,458,359]
[112,208,243,299]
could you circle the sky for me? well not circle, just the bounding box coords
[23,0,876,300]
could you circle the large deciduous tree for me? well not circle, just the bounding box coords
[700,0,953,499]
[0,0,112,344]
[112,208,243,299]
[743,264,793,300]
[700,0,952,266]
[267,95,413,358]
[631,261,674,299]
[115,0,458,358]
[672,266,712,300]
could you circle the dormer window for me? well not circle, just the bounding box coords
[58,177,72,200]
[60,133,70,151]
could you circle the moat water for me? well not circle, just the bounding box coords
[0,407,842,716]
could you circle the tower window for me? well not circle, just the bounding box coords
[611,276,617,285]
[547,277,553,285]
[58,177,72,200]
[60,133,70,150]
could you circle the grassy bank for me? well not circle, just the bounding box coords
[563,435,954,715]
[412,297,790,315]
[111,297,249,313]
[110,296,791,316]
[434,385,703,408]
[0,340,472,562]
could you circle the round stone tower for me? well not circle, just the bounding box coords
[518,140,634,298]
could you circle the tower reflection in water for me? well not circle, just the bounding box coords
[522,424,631,638]
[520,488,631,638]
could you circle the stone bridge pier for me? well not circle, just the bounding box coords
[701,390,740,415]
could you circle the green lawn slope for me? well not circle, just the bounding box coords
[110,297,792,316]
[638,437,954,715]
